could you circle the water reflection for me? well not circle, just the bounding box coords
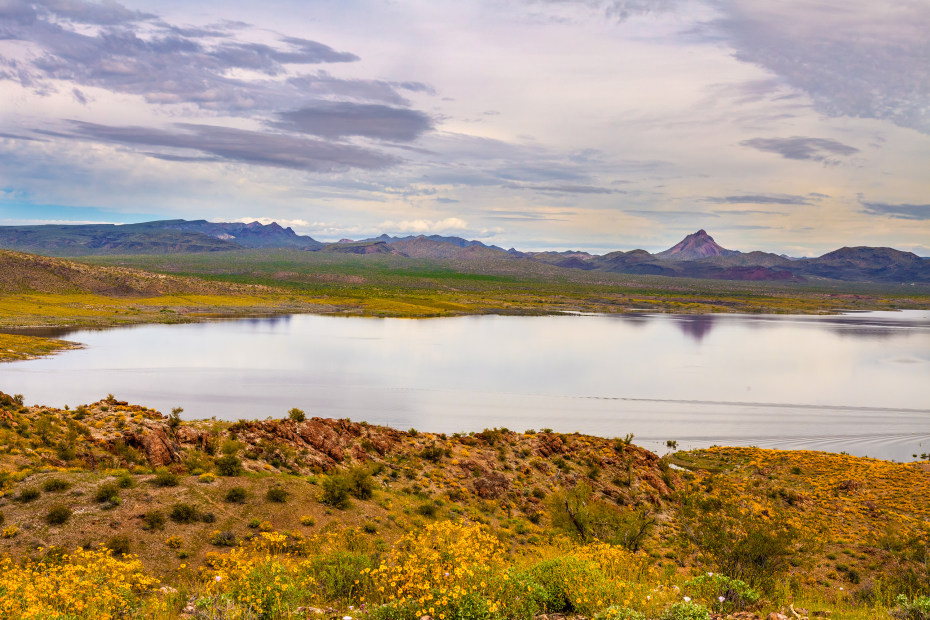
[672,315,716,342]
[1,310,928,461]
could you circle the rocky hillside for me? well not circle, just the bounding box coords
[0,249,268,297]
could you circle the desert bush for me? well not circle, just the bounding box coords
[662,601,711,620]
[224,486,249,503]
[216,454,243,476]
[169,502,199,524]
[288,407,306,422]
[165,535,183,549]
[151,467,179,487]
[46,505,72,525]
[347,467,375,500]
[199,472,216,483]
[94,482,120,505]
[201,511,217,523]
[892,594,930,620]
[415,502,438,518]
[321,474,352,509]
[42,478,71,492]
[17,487,40,503]
[549,482,655,551]
[142,510,166,531]
[210,530,237,547]
[266,486,289,503]
[594,607,647,620]
[419,444,446,462]
[300,515,316,526]
[105,534,132,556]
[684,573,759,613]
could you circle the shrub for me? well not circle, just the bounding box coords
[151,468,179,487]
[303,550,375,602]
[300,515,316,526]
[94,482,120,505]
[266,486,289,503]
[662,601,711,620]
[419,444,445,462]
[199,472,216,483]
[209,530,237,547]
[142,510,166,531]
[17,487,40,503]
[347,467,375,500]
[165,535,183,549]
[321,474,352,509]
[893,595,930,620]
[595,607,647,620]
[116,472,136,488]
[415,502,438,518]
[42,478,71,492]
[46,505,72,525]
[169,502,199,524]
[201,512,217,523]
[224,486,249,503]
[288,408,306,422]
[215,455,243,477]
[247,518,261,529]
[684,573,759,614]
[105,534,132,556]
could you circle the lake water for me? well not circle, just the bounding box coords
[2,311,928,461]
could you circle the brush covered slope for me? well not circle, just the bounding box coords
[0,391,927,619]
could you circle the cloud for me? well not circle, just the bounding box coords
[739,136,859,163]
[713,194,810,205]
[53,121,399,172]
[712,0,930,133]
[228,217,311,228]
[502,183,618,194]
[861,202,930,221]
[377,217,469,234]
[274,102,433,142]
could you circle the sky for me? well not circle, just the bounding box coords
[1,0,929,256]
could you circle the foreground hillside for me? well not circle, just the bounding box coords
[0,391,927,619]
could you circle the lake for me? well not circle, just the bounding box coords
[2,310,928,461]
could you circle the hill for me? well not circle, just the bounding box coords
[0,219,323,256]
[655,229,740,261]
[0,390,927,619]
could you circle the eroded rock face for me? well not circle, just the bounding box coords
[124,424,180,466]
[473,471,510,499]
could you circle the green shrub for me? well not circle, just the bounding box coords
[594,607,647,620]
[94,482,120,505]
[210,531,237,547]
[266,486,289,503]
[17,487,40,503]
[201,512,217,523]
[106,534,132,556]
[524,556,613,616]
[224,486,249,503]
[300,515,316,526]
[662,601,711,620]
[215,455,243,476]
[288,408,306,422]
[248,518,261,528]
[46,505,72,525]
[347,467,375,500]
[42,478,71,492]
[169,503,199,524]
[301,551,374,602]
[142,510,166,531]
[151,468,179,487]
[893,595,930,620]
[684,573,759,614]
[415,502,438,518]
[199,473,216,483]
[321,474,352,509]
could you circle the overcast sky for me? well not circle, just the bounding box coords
[1,0,928,255]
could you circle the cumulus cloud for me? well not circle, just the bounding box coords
[739,136,859,163]
[377,218,469,234]
[861,202,930,221]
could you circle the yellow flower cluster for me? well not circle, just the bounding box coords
[0,547,156,619]
[367,521,510,618]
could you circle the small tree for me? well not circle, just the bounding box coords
[288,408,306,422]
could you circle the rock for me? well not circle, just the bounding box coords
[473,471,510,499]
[124,424,179,466]
[766,614,789,620]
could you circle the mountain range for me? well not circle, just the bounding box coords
[0,220,926,284]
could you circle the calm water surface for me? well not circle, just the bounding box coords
[2,311,928,460]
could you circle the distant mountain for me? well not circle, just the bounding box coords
[0,220,323,256]
[655,229,740,260]
[361,234,508,253]
[798,247,930,283]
